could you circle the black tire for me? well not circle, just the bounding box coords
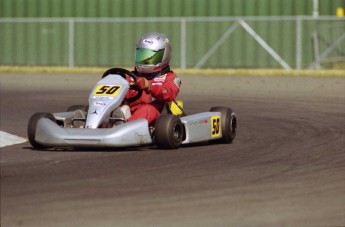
[67,105,88,112]
[210,107,237,143]
[155,114,184,149]
[27,112,56,149]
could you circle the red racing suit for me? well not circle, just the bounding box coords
[125,70,181,125]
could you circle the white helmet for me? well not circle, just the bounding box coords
[135,32,172,75]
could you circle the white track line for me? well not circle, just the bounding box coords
[0,131,27,148]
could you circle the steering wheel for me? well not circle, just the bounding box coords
[102,67,142,103]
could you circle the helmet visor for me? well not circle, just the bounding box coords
[135,48,164,65]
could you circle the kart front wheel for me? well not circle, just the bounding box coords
[210,107,237,143]
[155,114,184,149]
[27,112,56,149]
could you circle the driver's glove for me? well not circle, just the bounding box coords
[135,77,151,92]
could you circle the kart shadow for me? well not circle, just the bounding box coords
[23,145,154,153]
[23,141,224,152]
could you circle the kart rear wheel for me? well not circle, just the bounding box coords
[27,112,56,149]
[210,107,237,143]
[155,114,184,149]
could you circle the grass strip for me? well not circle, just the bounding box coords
[0,66,344,77]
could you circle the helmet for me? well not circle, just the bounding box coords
[135,32,172,75]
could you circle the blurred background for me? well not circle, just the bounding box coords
[0,0,344,70]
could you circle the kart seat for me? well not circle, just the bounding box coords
[161,100,186,116]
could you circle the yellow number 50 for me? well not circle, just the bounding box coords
[93,85,122,97]
[211,116,221,137]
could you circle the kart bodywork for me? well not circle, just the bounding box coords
[28,68,237,149]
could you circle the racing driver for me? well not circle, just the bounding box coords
[122,32,181,125]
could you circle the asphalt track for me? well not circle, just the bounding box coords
[1,72,345,226]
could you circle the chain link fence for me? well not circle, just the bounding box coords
[0,16,344,69]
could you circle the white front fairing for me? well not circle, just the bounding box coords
[86,74,129,128]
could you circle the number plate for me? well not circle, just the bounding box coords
[93,84,122,97]
[211,116,221,137]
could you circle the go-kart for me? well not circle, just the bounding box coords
[27,68,237,149]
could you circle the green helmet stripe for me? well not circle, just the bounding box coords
[135,48,164,65]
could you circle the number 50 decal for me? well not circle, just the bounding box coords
[211,116,221,137]
[93,84,122,97]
